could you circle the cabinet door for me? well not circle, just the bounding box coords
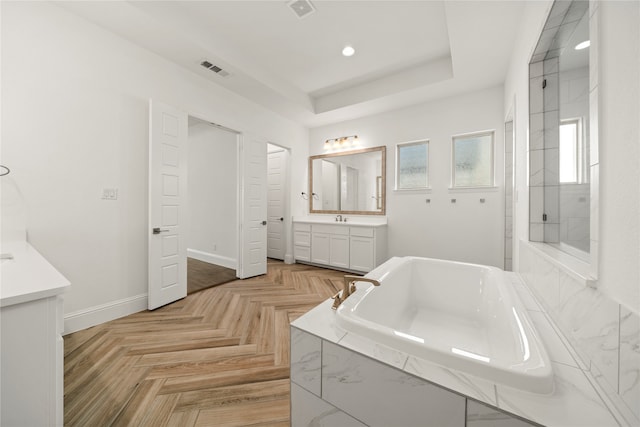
[330,235,350,269]
[350,236,375,272]
[311,233,330,265]
[294,245,311,262]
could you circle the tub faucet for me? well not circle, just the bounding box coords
[332,275,381,310]
[335,214,343,222]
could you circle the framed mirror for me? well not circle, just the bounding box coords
[309,146,386,215]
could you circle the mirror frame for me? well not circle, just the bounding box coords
[309,146,386,215]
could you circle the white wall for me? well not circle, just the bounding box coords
[1,1,308,330]
[309,86,506,268]
[187,122,237,265]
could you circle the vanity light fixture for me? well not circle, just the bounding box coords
[574,40,590,50]
[324,135,359,151]
[342,45,355,57]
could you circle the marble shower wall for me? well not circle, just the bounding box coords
[519,241,640,424]
[522,0,638,421]
[505,120,514,271]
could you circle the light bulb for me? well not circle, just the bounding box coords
[342,45,355,57]
[575,40,590,50]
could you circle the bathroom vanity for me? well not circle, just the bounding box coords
[293,218,387,273]
[0,241,70,426]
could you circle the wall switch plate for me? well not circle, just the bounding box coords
[102,188,118,200]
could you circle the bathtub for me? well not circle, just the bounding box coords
[335,256,554,394]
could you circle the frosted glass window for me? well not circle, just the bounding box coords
[396,141,428,189]
[559,120,578,183]
[452,132,494,187]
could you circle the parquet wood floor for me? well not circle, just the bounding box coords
[187,258,237,295]
[64,260,346,427]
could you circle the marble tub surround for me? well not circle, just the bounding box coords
[290,327,322,396]
[519,240,640,426]
[291,383,366,427]
[290,272,624,426]
[466,400,536,427]
[619,307,640,421]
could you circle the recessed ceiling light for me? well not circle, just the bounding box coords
[342,45,355,57]
[575,40,590,50]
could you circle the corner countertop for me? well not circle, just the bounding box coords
[1,241,70,308]
[291,272,624,427]
[293,216,387,227]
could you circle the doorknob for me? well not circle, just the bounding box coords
[279,217,284,221]
[261,220,267,225]
[153,227,169,234]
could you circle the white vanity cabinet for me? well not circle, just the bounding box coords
[293,220,387,273]
[1,242,70,427]
[311,224,350,269]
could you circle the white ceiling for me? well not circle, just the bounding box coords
[58,1,526,128]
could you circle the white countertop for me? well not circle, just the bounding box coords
[292,272,624,427]
[293,216,387,227]
[1,241,70,308]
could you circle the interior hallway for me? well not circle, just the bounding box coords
[63,260,344,426]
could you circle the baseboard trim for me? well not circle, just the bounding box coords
[63,293,148,335]
[284,253,294,264]
[187,248,237,270]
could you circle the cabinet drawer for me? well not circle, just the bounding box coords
[293,222,311,232]
[312,224,349,235]
[350,227,374,238]
[294,231,311,246]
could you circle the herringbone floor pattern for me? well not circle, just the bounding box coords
[64,260,346,427]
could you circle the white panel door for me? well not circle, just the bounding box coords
[267,149,286,260]
[238,134,268,278]
[148,100,187,310]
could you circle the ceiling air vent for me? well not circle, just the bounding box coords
[287,0,315,19]
[200,60,230,77]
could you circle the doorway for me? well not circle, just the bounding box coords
[186,116,239,293]
[148,100,270,309]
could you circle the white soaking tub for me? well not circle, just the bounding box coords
[335,256,554,394]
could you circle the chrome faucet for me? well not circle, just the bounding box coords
[335,214,343,222]
[332,275,381,310]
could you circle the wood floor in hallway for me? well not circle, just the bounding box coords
[63,260,346,426]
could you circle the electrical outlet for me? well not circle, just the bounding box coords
[102,188,118,200]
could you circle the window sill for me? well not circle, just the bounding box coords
[393,187,432,193]
[447,186,499,193]
[527,241,596,287]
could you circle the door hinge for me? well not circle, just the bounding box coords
[543,213,547,222]
[542,79,547,89]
